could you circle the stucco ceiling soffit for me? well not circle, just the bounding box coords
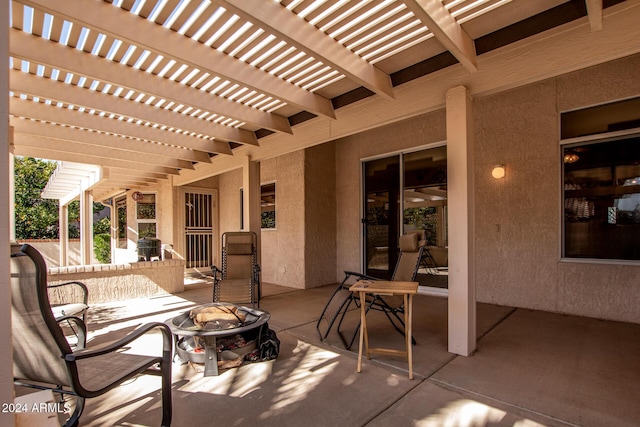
[9,29,285,136]
[402,0,477,72]
[17,0,335,121]
[9,70,241,152]
[9,114,211,164]
[220,0,394,100]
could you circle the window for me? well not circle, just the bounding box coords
[561,97,640,261]
[261,183,276,229]
[115,195,127,248]
[562,137,640,260]
[136,193,157,238]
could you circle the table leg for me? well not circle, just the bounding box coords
[406,294,413,380]
[356,291,366,373]
[203,335,219,377]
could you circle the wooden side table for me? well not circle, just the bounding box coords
[349,280,419,379]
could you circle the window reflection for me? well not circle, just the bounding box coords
[563,137,640,260]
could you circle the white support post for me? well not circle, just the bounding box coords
[59,202,69,266]
[242,157,261,261]
[446,86,476,356]
[79,190,93,265]
[1,1,16,423]
[8,128,14,242]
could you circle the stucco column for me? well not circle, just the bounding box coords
[1,1,15,423]
[446,86,476,356]
[242,157,261,262]
[79,190,93,265]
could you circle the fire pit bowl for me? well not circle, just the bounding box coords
[165,302,270,376]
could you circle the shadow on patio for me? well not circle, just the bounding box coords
[25,282,640,427]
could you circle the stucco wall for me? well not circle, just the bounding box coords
[335,110,447,279]
[474,55,640,324]
[473,80,560,311]
[48,259,185,304]
[334,54,640,324]
[261,151,306,287]
[218,169,242,236]
[304,142,337,287]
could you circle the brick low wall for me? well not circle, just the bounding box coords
[47,259,185,304]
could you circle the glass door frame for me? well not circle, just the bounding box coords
[360,142,447,281]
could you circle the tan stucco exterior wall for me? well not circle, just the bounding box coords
[334,110,447,279]
[218,169,242,236]
[304,143,337,287]
[214,145,337,289]
[261,151,306,287]
[333,54,640,324]
[474,54,640,324]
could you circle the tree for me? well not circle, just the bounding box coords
[14,157,111,262]
[14,157,59,239]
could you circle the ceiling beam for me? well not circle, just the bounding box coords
[13,143,178,176]
[19,0,336,120]
[105,167,169,181]
[10,28,291,135]
[10,70,245,151]
[10,114,211,164]
[14,133,189,171]
[175,1,640,186]
[585,0,603,32]
[403,0,478,72]
[221,0,394,100]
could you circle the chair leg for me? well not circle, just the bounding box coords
[376,298,417,345]
[63,396,84,427]
[161,368,172,427]
[161,344,173,427]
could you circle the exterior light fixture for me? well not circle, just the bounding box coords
[491,165,506,179]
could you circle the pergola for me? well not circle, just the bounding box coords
[8,0,619,202]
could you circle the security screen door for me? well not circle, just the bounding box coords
[183,190,215,274]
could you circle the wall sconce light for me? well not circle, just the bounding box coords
[491,165,506,179]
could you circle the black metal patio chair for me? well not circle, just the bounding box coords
[11,243,172,427]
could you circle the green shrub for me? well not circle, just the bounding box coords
[94,233,111,264]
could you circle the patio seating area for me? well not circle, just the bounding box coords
[18,281,640,427]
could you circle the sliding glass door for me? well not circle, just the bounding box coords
[363,156,399,279]
[363,146,448,287]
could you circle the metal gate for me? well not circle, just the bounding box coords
[183,191,215,272]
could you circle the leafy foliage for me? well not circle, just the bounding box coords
[94,233,112,263]
[14,157,59,239]
[15,157,112,263]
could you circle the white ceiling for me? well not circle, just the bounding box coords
[8,0,613,201]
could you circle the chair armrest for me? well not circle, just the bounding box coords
[56,315,87,349]
[342,271,380,283]
[211,265,223,282]
[48,281,89,305]
[66,322,171,362]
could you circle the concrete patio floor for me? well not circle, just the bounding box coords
[27,281,640,426]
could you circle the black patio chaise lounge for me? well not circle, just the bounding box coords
[11,243,172,427]
[316,231,426,349]
[211,231,261,308]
